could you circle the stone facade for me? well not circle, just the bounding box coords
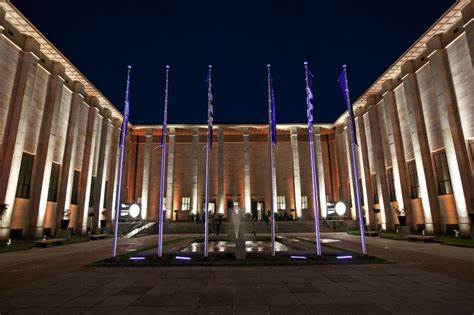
[0,0,473,239]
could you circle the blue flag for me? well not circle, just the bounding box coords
[206,66,214,148]
[120,65,131,148]
[268,66,277,145]
[304,62,314,133]
[338,65,357,145]
[161,65,170,146]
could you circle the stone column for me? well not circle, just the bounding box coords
[290,128,302,218]
[367,97,394,231]
[315,130,328,219]
[76,97,100,234]
[383,79,415,230]
[462,1,473,67]
[217,127,225,214]
[427,35,472,235]
[344,127,357,219]
[0,37,40,240]
[105,118,121,228]
[243,128,251,213]
[401,60,442,234]
[356,114,375,228]
[141,129,153,220]
[54,81,84,234]
[27,62,65,238]
[166,128,175,220]
[335,128,349,204]
[91,109,112,232]
[191,128,199,215]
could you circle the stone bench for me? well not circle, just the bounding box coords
[89,234,107,240]
[34,238,66,247]
[408,235,435,243]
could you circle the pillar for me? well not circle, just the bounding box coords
[344,127,357,219]
[166,128,175,220]
[402,60,442,234]
[427,35,472,235]
[55,81,84,234]
[191,128,199,215]
[335,128,349,204]
[141,129,153,220]
[91,109,112,232]
[383,79,415,230]
[105,118,121,228]
[290,128,302,218]
[0,36,40,240]
[76,97,99,234]
[243,128,251,213]
[367,97,395,231]
[27,62,65,238]
[315,130,328,219]
[217,126,224,214]
[356,113,375,228]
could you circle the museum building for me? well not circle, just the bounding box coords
[0,0,473,239]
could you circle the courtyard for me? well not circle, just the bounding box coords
[0,233,473,314]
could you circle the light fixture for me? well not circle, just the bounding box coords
[129,203,140,218]
[336,255,352,260]
[290,255,308,259]
[175,256,191,261]
[335,202,346,216]
[129,256,146,261]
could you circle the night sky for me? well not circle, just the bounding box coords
[12,0,454,125]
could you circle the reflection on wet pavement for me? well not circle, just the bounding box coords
[181,241,289,253]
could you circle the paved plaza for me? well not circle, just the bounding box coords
[1,234,473,314]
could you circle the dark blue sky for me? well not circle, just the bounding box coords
[12,0,454,125]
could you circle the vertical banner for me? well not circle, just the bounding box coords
[266,64,277,257]
[112,65,132,258]
[304,61,322,256]
[338,65,367,255]
[157,65,170,257]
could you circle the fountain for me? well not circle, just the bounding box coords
[229,208,246,260]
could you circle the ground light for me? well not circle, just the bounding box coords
[290,255,308,259]
[175,256,191,261]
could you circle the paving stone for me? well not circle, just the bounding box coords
[99,294,140,306]
[114,285,153,295]
[196,306,233,314]
[233,305,270,315]
[199,293,233,306]
[131,294,170,307]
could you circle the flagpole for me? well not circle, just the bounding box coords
[267,64,277,257]
[112,65,132,258]
[204,65,213,257]
[304,62,322,256]
[339,64,367,255]
[157,65,170,257]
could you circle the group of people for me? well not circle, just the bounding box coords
[190,211,223,236]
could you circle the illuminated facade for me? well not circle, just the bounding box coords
[0,0,472,239]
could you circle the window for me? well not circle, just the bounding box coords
[387,167,396,202]
[89,176,96,207]
[181,197,191,210]
[407,160,420,199]
[47,163,61,202]
[301,196,308,209]
[433,150,452,195]
[70,170,80,205]
[277,196,286,210]
[371,174,378,203]
[16,153,34,199]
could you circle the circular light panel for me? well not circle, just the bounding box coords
[129,203,140,218]
[335,202,347,216]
